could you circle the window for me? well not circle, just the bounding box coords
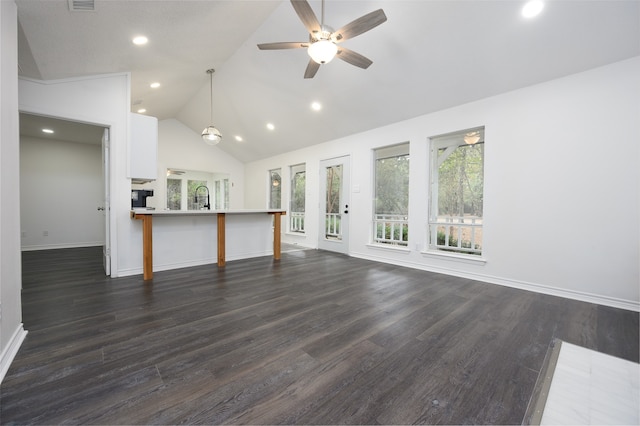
[214,180,222,209]
[429,127,484,255]
[269,168,281,209]
[223,178,229,208]
[188,180,209,210]
[166,179,182,210]
[373,143,410,246]
[165,169,227,211]
[289,164,306,233]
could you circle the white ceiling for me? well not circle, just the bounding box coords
[16,0,640,163]
[19,112,105,145]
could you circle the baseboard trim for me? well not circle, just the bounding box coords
[0,324,27,384]
[21,242,103,251]
[117,250,273,278]
[350,252,640,312]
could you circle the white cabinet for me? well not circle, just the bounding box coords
[129,113,158,181]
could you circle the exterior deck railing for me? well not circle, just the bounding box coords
[325,213,341,239]
[430,216,482,254]
[290,211,305,233]
[373,214,409,246]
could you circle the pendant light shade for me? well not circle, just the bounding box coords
[308,39,338,64]
[202,68,222,145]
[202,126,222,145]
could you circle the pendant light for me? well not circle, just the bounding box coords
[202,68,222,145]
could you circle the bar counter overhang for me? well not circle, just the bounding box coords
[130,209,286,280]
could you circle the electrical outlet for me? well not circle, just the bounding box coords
[43,231,48,237]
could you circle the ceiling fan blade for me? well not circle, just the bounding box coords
[290,0,321,35]
[336,47,373,69]
[257,42,309,50]
[304,59,320,79]
[332,9,387,42]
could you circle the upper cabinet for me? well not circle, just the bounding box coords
[129,113,158,182]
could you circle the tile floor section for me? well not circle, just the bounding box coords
[540,342,640,425]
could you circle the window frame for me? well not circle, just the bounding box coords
[372,142,410,248]
[289,163,306,234]
[428,127,485,256]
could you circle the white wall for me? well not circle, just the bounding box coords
[245,57,640,311]
[0,0,27,383]
[132,118,245,211]
[20,136,104,250]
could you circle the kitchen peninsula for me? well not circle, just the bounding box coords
[130,209,286,280]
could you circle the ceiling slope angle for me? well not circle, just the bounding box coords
[15,0,640,163]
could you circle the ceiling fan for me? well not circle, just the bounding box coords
[258,0,387,79]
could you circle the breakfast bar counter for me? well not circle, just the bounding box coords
[130,209,286,280]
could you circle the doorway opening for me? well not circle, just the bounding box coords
[18,112,111,275]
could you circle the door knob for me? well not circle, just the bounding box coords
[97,207,105,211]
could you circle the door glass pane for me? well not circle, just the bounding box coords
[290,164,306,233]
[325,164,342,240]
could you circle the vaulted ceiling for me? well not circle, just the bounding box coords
[16,0,640,162]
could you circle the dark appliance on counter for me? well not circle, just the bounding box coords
[131,189,154,208]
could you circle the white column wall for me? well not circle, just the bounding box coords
[0,0,27,383]
[245,57,640,311]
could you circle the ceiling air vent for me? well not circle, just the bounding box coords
[68,0,95,12]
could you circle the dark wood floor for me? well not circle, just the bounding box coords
[1,247,638,425]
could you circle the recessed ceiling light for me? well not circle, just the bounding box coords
[266,123,275,131]
[137,108,147,113]
[234,135,243,142]
[311,101,322,111]
[150,82,160,89]
[132,36,148,45]
[522,0,544,18]
[42,128,54,134]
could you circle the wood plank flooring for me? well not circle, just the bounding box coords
[1,247,638,425]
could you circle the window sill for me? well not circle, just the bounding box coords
[366,243,411,253]
[420,249,487,265]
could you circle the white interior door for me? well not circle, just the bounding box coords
[101,128,111,275]
[318,156,350,254]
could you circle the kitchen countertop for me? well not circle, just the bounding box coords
[130,209,286,217]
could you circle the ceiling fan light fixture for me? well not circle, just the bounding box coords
[308,39,338,64]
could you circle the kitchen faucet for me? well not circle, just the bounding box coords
[194,185,211,210]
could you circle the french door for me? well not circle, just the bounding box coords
[318,156,350,254]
